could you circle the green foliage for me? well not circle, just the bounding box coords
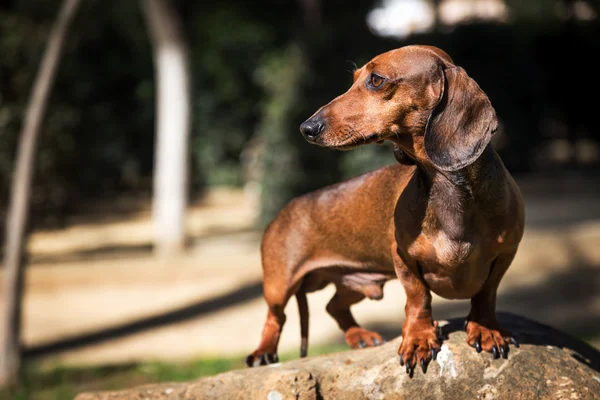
[0,0,155,230]
[0,8,48,226]
[1,0,599,232]
[254,45,307,226]
[340,144,397,180]
[187,5,275,188]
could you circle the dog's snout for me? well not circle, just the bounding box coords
[300,119,325,140]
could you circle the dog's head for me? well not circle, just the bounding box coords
[299,45,498,171]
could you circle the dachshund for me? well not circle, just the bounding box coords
[298,45,525,374]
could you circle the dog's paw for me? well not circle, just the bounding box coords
[397,320,441,377]
[244,352,279,367]
[465,320,518,359]
[345,327,385,349]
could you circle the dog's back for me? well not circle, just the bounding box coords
[261,162,414,287]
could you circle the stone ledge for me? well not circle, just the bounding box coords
[75,312,600,400]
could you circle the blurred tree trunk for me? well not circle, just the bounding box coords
[142,0,191,257]
[431,0,441,30]
[0,0,80,386]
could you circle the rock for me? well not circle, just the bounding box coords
[75,312,600,400]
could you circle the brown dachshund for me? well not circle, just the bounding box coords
[245,145,414,367]
[299,45,525,374]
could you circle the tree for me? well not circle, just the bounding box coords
[141,0,191,257]
[0,0,81,386]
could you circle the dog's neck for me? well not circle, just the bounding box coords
[393,136,502,240]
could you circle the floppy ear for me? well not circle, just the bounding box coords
[424,66,498,171]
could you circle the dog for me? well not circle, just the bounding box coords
[245,145,414,367]
[298,45,525,374]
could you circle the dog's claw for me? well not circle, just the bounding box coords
[475,340,482,353]
[406,362,411,374]
[500,346,507,359]
[373,337,381,346]
[492,346,499,359]
[420,358,427,373]
[431,348,438,361]
[399,354,404,366]
[358,339,366,348]
[246,353,278,367]
[510,337,520,348]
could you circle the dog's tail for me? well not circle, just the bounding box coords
[296,289,309,358]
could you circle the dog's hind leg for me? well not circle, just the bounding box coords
[245,272,299,367]
[326,285,385,349]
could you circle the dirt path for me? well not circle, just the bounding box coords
[1,179,599,368]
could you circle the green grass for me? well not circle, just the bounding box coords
[0,344,349,400]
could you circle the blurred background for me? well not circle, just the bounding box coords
[0,0,599,398]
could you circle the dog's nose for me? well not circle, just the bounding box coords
[300,119,325,140]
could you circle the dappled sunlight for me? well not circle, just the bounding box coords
[4,183,597,370]
[1,0,600,396]
[24,187,258,263]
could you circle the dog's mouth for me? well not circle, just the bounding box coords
[318,130,384,151]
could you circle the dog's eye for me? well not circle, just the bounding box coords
[368,73,385,89]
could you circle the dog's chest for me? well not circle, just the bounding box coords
[408,230,491,299]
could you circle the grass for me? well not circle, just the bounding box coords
[0,343,349,400]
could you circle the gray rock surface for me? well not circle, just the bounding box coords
[75,312,600,400]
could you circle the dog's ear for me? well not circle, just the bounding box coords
[424,66,498,171]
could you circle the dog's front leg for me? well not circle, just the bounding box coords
[393,243,441,375]
[465,251,519,359]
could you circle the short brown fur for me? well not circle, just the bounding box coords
[296,45,525,373]
[245,156,410,367]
